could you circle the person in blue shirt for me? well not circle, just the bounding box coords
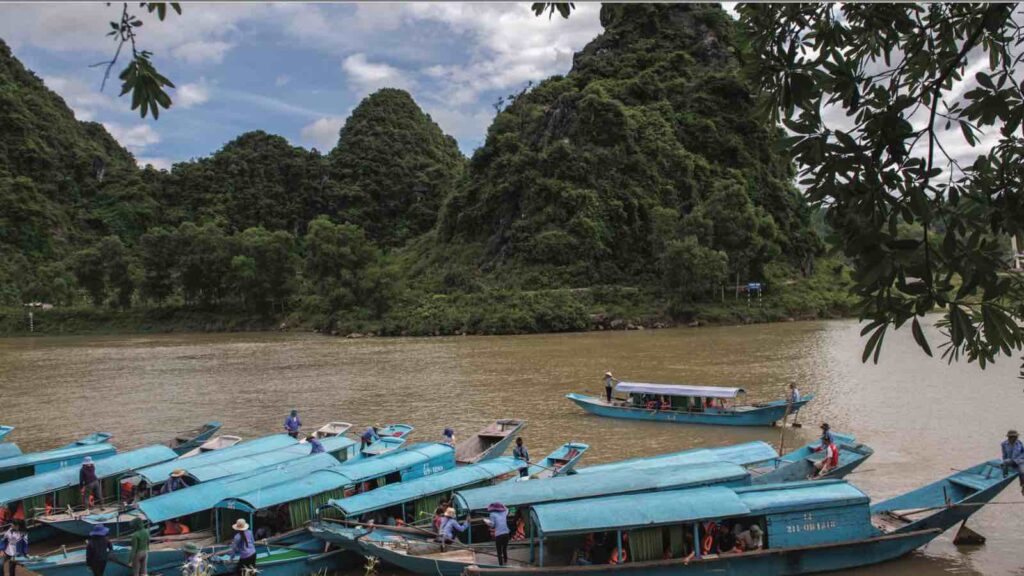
[360,426,380,450]
[788,383,800,404]
[436,508,468,547]
[512,437,529,478]
[483,502,510,565]
[228,519,256,576]
[1001,429,1024,495]
[284,410,301,439]
[159,470,188,495]
[819,422,833,446]
[306,436,325,454]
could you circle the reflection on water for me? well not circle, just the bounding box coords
[0,319,1022,575]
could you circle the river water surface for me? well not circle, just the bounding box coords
[0,319,1022,575]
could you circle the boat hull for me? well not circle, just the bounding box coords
[566,394,811,427]
[468,530,939,576]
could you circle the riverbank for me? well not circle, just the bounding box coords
[0,265,856,338]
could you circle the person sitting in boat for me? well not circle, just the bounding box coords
[436,507,469,547]
[284,410,301,439]
[433,501,450,531]
[603,371,617,403]
[182,542,204,576]
[442,427,455,446]
[306,435,325,454]
[79,457,102,509]
[737,524,764,551]
[360,426,380,449]
[163,517,191,536]
[701,521,717,556]
[512,437,530,478]
[716,523,738,554]
[159,469,189,494]
[659,395,672,410]
[608,533,628,564]
[1001,429,1024,495]
[810,436,839,478]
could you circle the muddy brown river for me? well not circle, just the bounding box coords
[0,319,1021,575]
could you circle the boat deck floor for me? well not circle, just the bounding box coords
[871,512,913,534]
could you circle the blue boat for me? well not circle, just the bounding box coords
[0,426,13,441]
[362,435,407,456]
[167,422,222,455]
[515,442,589,481]
[38,435,361,537]
[345,461,1015,576]
[0,426,19,460]
[567,381,813,426]
[0,435,116,483]
[0,445,178,540]
[456,420,527,465]
[314,443,588,530]
[377,423,415,438]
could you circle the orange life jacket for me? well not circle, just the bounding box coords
[609,546,627,564]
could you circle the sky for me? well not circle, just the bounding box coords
[0,3,606,170]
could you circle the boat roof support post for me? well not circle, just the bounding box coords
[215,507,221,542]
[693,522,700,560]
[617,530,623,564]
[529,518,535,563]
[539,534,544,567]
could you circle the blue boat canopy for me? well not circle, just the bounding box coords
[574,441,778,476]
[0,443,116,473]
[330,458,522,518]
[455,461,749,513]
[182,435,356,483]
[135,434,298,484]
[735,480,869,514]
[0,445,178,505]
[531,486,749,536]
[139,452,341,523]
[614,382,745,398]
[0,444,20,460]
[217,468,354,513]
[339,443,454,481]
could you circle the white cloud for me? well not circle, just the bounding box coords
[171,41,234,65]
[342,53,414,93]
[300,116,345,151]
[176,80,210,109]
[136,157,173,171]
[275,75,291,87]
[41,75,116,121]
[102,122,161,153]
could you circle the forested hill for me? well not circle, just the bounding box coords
[0,4,853,337]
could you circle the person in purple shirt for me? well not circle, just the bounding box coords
[1001,429,1024,495]
[228,519,256,576]
[484,502,510,565]
[284,410,301,439]
[306,436,325,454]
[159,470,188,495]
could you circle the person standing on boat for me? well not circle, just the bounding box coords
[437,507,469,547]
[1001,429,1024,494]
[128,517,149,576]
[159,469,188,495]
[512,437,530,478]
[229,519,256,576]
[1,520,27,576]
[442,428,455,446]
[603,372,618,403]
[79,456,102,509]
[788,383,800,404]
[483,502,510,566]
[284,410,301,439]
[85,525,112,576]
[306,435,325,454]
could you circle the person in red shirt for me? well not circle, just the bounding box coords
[809,438,839,479]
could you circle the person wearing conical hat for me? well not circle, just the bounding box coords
[229,519,256,576]
[1001,429,1024,495]
[182,543,203,576]
[159,470,188,495]
[436,507,469,548]
[603,372,618,403]
[483,503,510,565]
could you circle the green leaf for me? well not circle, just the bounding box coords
[911,317,932,356]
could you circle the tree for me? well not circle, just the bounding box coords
[71,247,107,306]
[660,236,729,302]
[737,3,1024,367]
[176,222,233,306]
[304,216,389,322]
[232,227,300,313]
[138,227,179,304]
[98,236,134,309]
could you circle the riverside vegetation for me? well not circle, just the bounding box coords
[0,4,858,337]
